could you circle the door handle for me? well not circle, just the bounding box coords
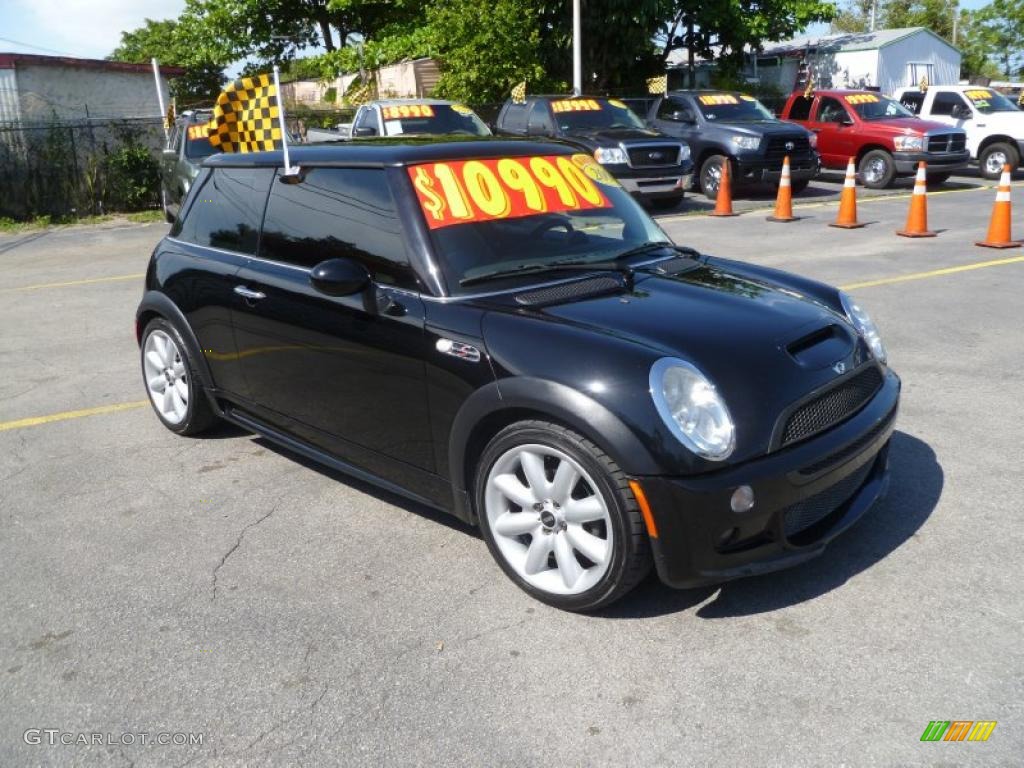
[233,285,266,300]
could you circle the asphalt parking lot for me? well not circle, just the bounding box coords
[2,171,1023,766]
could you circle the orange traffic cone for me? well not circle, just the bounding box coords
[709,158,739,217]
[977,165,1022,248]
[897,161,936,238]
[830,157,866,229]
[767,156,798,222]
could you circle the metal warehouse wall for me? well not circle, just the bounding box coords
[13,63,169,123]
[877,33,961,94]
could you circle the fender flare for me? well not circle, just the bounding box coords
[447,376,662,502]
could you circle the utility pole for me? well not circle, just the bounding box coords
[572,0,582,95]
[870,0,877,32]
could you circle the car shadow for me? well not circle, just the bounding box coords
[597,430,942,619]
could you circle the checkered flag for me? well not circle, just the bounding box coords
[646,75,668,96]
[208,72,284,154]
[511,81,527,104]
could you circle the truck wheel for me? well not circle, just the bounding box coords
[700,154,730,200]
[474,420,652,612]
[858,150,896,189]
[790,179,810,194]
[979,142,1019,179]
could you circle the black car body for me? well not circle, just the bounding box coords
[137,139,898,611]
[495,96,694,208]
[646,90,820,199]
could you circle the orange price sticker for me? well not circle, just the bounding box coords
[964,89,992,101]
[187,124,210,140]
[698,94,739,105]
[551,99,602,113]
[382,104,435,119]
[845,93,880,104]
[407,154,613,230]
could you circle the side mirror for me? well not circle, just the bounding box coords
[671,109,696,123]
[352,126,377,137]
[310,258,371,297]
[840,115,854,126]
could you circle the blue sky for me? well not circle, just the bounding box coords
[0,0,993,62]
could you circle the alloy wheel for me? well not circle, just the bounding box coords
[143,329,189,424]
[863,157,886,185]
[484,444,613,596]
[985,150,1007,176]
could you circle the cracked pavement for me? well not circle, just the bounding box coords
[1,193,1023,766]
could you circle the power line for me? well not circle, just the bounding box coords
[0,37,79,57]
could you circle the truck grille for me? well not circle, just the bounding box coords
[780,366,883,447]
[783,459,874,540]
[626,144,681,168]
[764,135,812,164]
[927,134,966,153]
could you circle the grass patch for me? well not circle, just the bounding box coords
[126,210,166,224]
[0,211,165,234]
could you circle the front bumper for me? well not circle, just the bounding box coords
[735,153,820,184]
[894,150,970,174]
[610,160,695,199]
[637,368,900,589]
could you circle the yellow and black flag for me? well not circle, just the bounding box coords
[511,81,527,104]
[209,72,283,153]
[646,75,668,96]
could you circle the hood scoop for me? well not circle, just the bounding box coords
[514,275,624,307]
[786,324,854,369]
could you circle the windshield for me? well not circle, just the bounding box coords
[845,93,915,120]
[406,153,669,295]
[694,93,775,122]
[184,122,218,159]
[552,99,647,132]
[381,104,491,137]
[962,88,1020,114]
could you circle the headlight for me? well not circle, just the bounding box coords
[731,136,760,151]
[594,147,628,165]
[649,358,735,461]
[894,135,924,151]
[840,292,887,364]
[679,143,691,161]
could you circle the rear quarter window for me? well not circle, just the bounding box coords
[259,168,415,289]
[173,167,274,254]
[501,102,529,133]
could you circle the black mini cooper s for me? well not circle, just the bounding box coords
[137,139,899,611]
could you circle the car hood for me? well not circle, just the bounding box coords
[860,116,954,136]
[719,120,811,139]
[483,259,874,460]
[571,127,675,145]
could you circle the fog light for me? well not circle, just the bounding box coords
[718,527,739,547]
[731,485,755,513]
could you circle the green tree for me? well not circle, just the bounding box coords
[883,0,959,40]
[109,18,226,105]
[959,0,1024,77]
[830,0,876,33]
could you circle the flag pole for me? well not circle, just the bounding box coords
[151,58,168,142]
[272,65,294,175]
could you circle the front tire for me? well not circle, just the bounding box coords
[474,420,651,611]
[141,318,217,436]
[699,154,730,200]
[790,178,810,194]
[979,142,1019,180]
[858,149,896,189]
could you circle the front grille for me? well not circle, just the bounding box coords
[927,134,967,153]
[783,459,874,539]
[626,145,681,168]
[780,366,883,447]
[798,405,897,476]
[515,275,622,306]
[764,135,812,163]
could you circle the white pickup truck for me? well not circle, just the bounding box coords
[347,99,491,139]
[894,85,1024,179]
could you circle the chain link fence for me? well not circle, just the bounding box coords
[0,117,164,221]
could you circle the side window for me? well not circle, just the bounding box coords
[259,168,415,289]
[787,96,813,121]
[355,107,378,132]
[817,97,848,123]
[899,92,924,114]
[174,167,273,254]
[527,101,551,134]
[502,102,528,133]
[931,92,969,116]
[657,98,684,119]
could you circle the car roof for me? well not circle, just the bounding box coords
[203,138,576,168]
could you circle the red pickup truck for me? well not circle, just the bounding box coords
[780,89,969,188]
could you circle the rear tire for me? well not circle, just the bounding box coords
[141,317,217,436]
[858,149,896,189]
[474,420,652,612]
[979,142,1019,180]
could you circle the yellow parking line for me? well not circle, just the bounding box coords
[3,273,144,292]
[841,254,1024,290]
[0,400,149,432]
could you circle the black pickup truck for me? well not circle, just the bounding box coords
[495,95,694,209]
[645,91,820,199]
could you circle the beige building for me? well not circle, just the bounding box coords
[282,57,441,107]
